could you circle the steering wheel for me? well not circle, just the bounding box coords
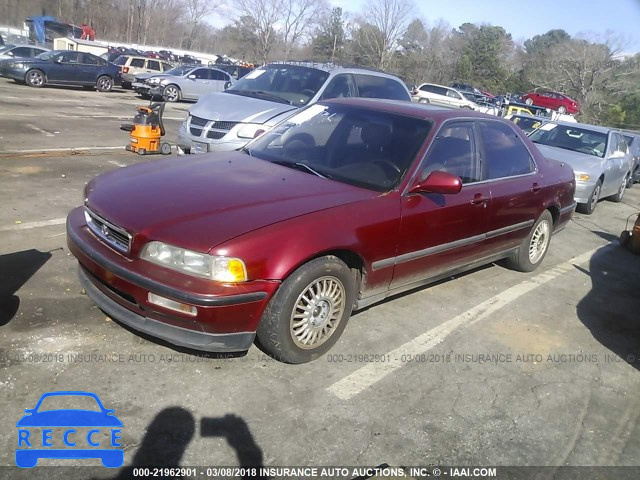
[371,159,401,178]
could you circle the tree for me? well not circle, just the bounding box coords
[281,0,328,60]
[217,16,262,62]
[351,0,414,69]
[182,0,224,50]
[524,29,571,55]
[235,0,284,63]
[311,7,346,61]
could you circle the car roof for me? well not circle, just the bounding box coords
[320,98,506,121]
[543,120,612,134]
[265,61,401,80]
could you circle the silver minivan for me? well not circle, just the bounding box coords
[177,62,411,154]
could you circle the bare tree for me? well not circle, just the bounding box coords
[351,0,414,69]
[182,0,224,49]
[282,0,328,60]
[235,0,285,63]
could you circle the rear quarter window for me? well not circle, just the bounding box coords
[354,74,409,101]
[130,58,145,68]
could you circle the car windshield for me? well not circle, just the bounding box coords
[511,116,545,134]
[165,65,194,76]
[225,64,330,106]
[36,51,56,61]
[37,395,102,412]
[529,123,608,157]
[0,45,13,54]
[245,103,431,192]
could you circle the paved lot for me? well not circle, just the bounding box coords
[0,80,639,478]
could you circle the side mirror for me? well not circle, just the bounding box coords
[610,150,626,159]
[409,171,463,195]
[187,74,196,79]
[7,51,13,56]
[55,57,63,63]
[224,81,232,90]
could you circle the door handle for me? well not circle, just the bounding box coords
[531,182,541,193]
[470,193,487,205]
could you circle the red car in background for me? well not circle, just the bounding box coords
[522,91,580,114]
[67,99,576,364]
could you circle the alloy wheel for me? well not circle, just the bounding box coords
[528,220,550,264]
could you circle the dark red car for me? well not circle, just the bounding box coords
[67,99,576,363]
[522,91,580,114]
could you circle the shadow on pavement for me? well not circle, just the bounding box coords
[0,249,52,326]
[576,239,640,371]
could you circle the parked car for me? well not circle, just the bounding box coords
[505,114,547,134]
[0,50,121,91]
[178,62,411,154]
[67,98,575,363]
[530,121,633,214]
[215,63,254,80]
[522,91,580,114]
[113,55,172,89]
[131,65,233,102]
[0,44,49,60]
[412,83,477,109]
[450,82,482,95]
[621,131,640,186]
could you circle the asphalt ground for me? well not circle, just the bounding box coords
[0,79,639,479]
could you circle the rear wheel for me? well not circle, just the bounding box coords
[163,84,181,102]
[505,210,553,272]
[96,75,113,92]
[577,180,602,215]
[256,256,356,364]
[558,105,567,114]
[525,97,533,105]
[25,69,45,88]
[609,174,628,203]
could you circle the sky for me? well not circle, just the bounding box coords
[209,0,640,54]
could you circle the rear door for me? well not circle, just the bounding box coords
[78,53,102,84]
[391,120,492,288]
[477,120,542,255]
[184,68,210,99]
[210,69,230,92]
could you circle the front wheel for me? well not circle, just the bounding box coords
[576,180,602,215]
[609,174,628,203]
[25,69,45,88]
[558,105,567,114]
[505,210,553,272]
[163,84,181,102]
[256,256,356,364]
[96,75,113,92]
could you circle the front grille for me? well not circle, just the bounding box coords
[206,130,226,139]
[85,208,132,254]
[190,126,203,136]
[211,121,238,131]
[190,116,208,127]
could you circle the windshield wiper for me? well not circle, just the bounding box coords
[224,89,293,105]
[271,160,328,178]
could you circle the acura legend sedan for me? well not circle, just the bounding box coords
[67,99,576,364]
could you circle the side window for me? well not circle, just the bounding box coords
[615,134,628,154]
[12,47,31,57]
[353,74,409,100]
[479,121,535,179]
[211,70,228,81]
[192,68,210,79]
[59,52,80,63]
[419,84,432,92]
[421,122,480,184]
[161,62,171,71]
[446,89,461,99]
[147,60,161,71]
[433,86,448,96]
[320,74,354,100]
[80,53,99,65]
[130,58,145,68]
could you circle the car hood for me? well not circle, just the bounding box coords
[16,411,123,427]
[189,92,299,125]
[86,152,377,253]
[534,144,603,174]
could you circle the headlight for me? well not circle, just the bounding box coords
[11,62,26,69]
[141,241,247,282]
[575,173,591,182]
[148,77,160,84]
[237,123,266,139]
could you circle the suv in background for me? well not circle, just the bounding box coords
[412,83,477,109]
[621,131,640,186]
[114,55,172,89]
[177,62,411,153]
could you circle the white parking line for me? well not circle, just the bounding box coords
[108,160,128,167]
[0,218,66,232]
[4,113,185,120]
[326,247,602,401]
[27,124,55,137]
[1,146,125,154]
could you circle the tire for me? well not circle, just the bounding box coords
[160,142,171,155]
[25,69,45,88]
[505,210,553,272]
[620,230,631,247]
[576,179,602,215]
[256,256,356,364]
[96,75,113,92]
[609,174,628,203]
[525,97,533,105]
[558,105,567,114]
[163,84,181,102]
[137,148,146,155]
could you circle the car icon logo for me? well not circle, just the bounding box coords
[15,391,123,468]
[101,224,110,237]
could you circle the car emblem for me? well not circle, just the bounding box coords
[101,224,110,237]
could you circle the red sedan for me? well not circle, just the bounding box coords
[522,91,580,114]
[67,99,576,363]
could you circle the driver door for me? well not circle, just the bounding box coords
[48,51,82,83]
[390,121,492,288]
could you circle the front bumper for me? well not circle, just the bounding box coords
[0,66,27,80]
[574,181,596,204]
[132,81,150,95]
[66,207,280,352]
